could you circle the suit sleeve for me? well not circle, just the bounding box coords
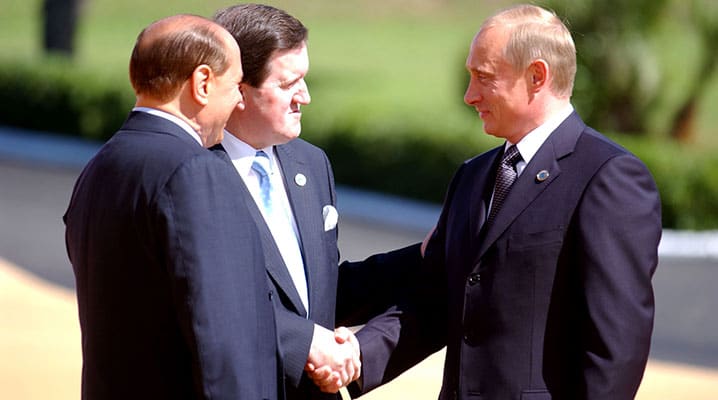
[336,243,423,327]
[575,154,661,399]
[346,245,447,397]
[279,244,425,390]
[273,304,314,387]
[347,165,467,397]
[158,155,274,399]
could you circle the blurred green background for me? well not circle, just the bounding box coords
[1,0,717,229]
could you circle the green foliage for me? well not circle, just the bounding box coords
[613,134,718,230]
[540,0,718,141]
[306,120,491,204]
[1,0,717,229]
[540,0,667,134]
[0,58,134,140]
[0,57,717,228]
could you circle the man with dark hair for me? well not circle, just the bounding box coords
[64,14,279,399]
[212,4,421,399]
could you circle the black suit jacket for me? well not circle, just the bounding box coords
[64,112,279,400]
[213,139,422,400]
[354,112,662,400]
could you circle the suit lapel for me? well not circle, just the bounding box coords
[211,144,308,316]
[275,144,325,314]
[474,113,583,263]
[469,148,502,241]
[477,145,561,258]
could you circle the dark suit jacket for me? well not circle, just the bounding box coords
[213,139,422,400]
[354,112,662,400]
[64,112,279,400]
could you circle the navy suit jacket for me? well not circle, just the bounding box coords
[354,112,662,400]
[64,112,279,400]
[213,139,422,400]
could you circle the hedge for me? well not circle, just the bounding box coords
[1,59,716,230]
[0,58,134,142]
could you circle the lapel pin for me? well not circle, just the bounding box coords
[294,173,307,187]
[536,170,550,182]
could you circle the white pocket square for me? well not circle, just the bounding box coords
[322,205,338,231]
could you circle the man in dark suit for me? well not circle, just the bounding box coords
[64,15,279,399]
[340,4,662,400]
[212,4,421,399]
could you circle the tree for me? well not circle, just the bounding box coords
[540,0,668,136]
[42,0,83,57]
[539,0,718,142]
[670,0,718,141]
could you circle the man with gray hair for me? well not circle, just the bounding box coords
[320,5,662,399]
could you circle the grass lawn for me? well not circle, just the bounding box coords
[1,0,716,150]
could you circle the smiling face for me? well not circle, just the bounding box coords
[232,43,310,149]
[463,26,535,144]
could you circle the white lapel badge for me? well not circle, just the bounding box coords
[295,173,307,187]
[322,205,338,231]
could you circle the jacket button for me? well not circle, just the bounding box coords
[467,273,480,285]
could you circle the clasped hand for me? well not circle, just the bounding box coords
[305,325,361,393]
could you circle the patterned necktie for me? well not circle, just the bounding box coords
[486,145,522,227]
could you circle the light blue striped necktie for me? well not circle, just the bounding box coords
[251,150,273,212]
[250,150,309,313]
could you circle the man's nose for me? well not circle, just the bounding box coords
[464,82,480,106]
[295,80,311,104]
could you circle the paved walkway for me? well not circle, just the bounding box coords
[2,257,718,399]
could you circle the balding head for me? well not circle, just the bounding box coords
[129,14,237,102]
[128,14,244,147]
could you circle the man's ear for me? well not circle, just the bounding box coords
[528,59,549,91]
[236,82,247,112]
[190,64,213,106]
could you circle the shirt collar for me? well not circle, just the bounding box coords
[509,103,574,165]
[221,130,276,176]
[132,107,203,146]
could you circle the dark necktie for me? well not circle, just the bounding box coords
[486,145,522,227]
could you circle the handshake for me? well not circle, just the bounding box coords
[305,325,362,393]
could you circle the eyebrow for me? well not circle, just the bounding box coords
[279,73,303,87]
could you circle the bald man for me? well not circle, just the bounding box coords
[64,15,279,399]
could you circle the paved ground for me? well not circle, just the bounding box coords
[1,128,718,398]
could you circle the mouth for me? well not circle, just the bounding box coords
[290,104,301,114]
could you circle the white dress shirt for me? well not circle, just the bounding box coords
[489,104,574,212]
[221,131,309,314]
[510,103,574,176]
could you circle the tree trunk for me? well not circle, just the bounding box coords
[42,0,82,56]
